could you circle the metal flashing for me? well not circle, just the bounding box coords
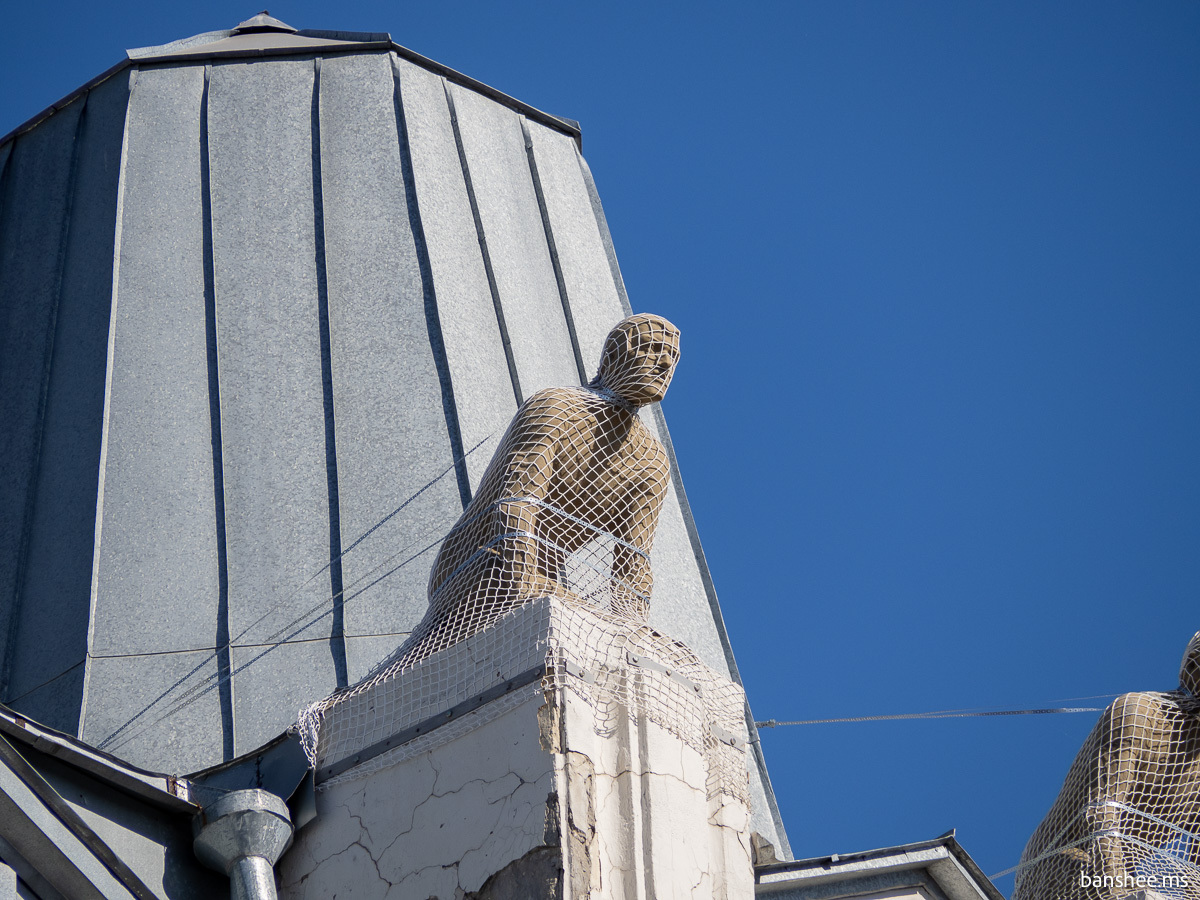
[755,834,1006,900]
[297,29,392,43]
[232,12,297,34]
[136,32,372,60]
[1,35,581,151]
[0,704,195,813]
[187,729,310,804]
[0,832,66,900]
[0,732,161,900]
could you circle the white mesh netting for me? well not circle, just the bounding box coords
[1014,632,1200,900]
[303,597,748,802]
[297,315,749,802]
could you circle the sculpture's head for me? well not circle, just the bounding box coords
[593,314,681,407]
[1181,631,1200,697]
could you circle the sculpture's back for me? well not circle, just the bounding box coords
[1015,632,1200,900]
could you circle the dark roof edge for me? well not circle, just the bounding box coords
[389,42,582,147]
[0,57,129,148]
[0,40,581,151]
[0,703,196,814]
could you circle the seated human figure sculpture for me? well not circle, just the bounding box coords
[1014,632,1200,900]
[390,313,681,670]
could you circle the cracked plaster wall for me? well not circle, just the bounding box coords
[280,688,555,899]
[547,688,752,899]
[281,598,752,898]
[281,683,751,899]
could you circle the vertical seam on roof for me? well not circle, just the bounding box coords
[80,67,138,740]
[443,80,524,408]
[6,93,90,732]
[521,118,588,386]
[390,55,473,510]
[200,63,236,761]
[575,152,634,319]
[311,57,350,691]
[575,144,792,857]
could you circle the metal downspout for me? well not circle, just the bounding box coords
[193,789,293,900]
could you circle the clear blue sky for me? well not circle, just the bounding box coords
[3,1,1197,890]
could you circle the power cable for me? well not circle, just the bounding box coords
[96,433,494,752]
[756,697,1117,729]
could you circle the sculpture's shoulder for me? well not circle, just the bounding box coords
[508,387,595,437]
[624,406,665,447]
[1110,690,1175,716]
[631,413,665,448]
[1098,690,1177,737]
[522,386,596,414]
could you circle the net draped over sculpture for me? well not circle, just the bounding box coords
[402,312,679,666]
[301,314,684,724]
[1014,632,1200,900]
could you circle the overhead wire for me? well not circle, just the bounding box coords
[97,433,495,753]
[755,696,1119,729]
[105,528,451,754]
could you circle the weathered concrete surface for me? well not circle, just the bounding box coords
[547,695,752,899]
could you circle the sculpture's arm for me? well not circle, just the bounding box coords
[1090,693,1169,883]
[493,390,575,598]
[611,453,669,616]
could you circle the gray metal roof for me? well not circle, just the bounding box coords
[0,20,578,150]
[0,18,789,857]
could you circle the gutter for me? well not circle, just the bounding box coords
[0,702,194,812]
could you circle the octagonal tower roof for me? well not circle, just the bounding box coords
[0,16,788,856]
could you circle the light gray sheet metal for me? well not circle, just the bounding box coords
[396,57,515,492]
[9,73,130,729]
[0,752,144,900]
[6,664,87,739]
[0,99,83,693]
[87,64,220,658]
[575,152,635,318]
[206,59,334,652]
[232,641,339,756]
[80,650,225,773]
[646,478,729,673]
[45,766,225,900]
[447,83,579,397]
[318,52,463,640]
[344,633,409,684]
[525,121,627,369]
